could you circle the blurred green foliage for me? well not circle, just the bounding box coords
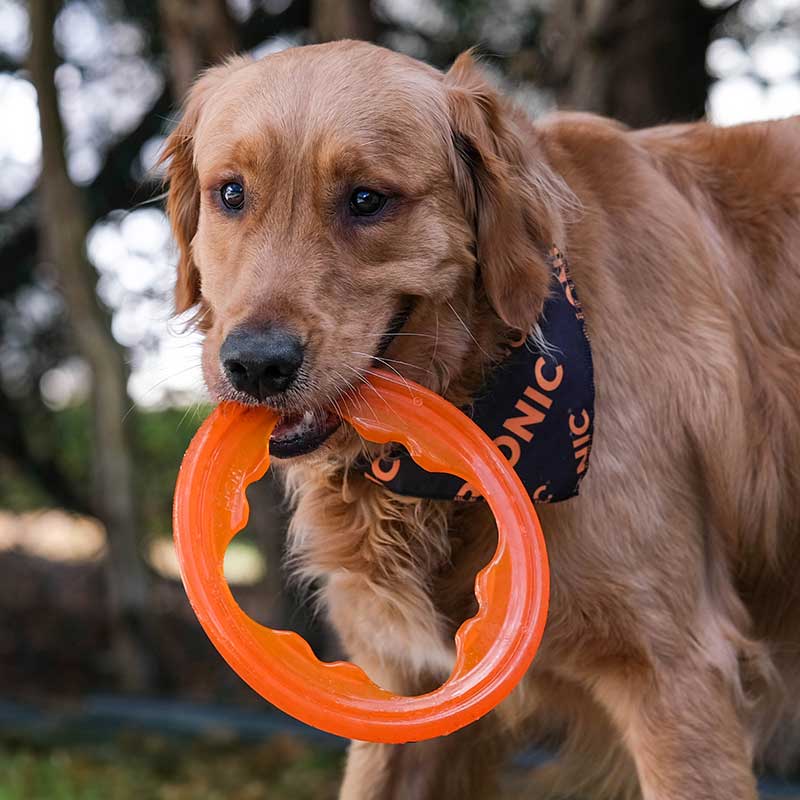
[0,734,342,800]
[133,406,212,536]
[0,405,211,537]
[0,464,50,513]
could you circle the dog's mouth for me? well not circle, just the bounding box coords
[268,298,416,460]
[270,409,342,459]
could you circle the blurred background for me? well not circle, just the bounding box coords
[1,0,799,797]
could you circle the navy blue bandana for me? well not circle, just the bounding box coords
[357,246,595,504]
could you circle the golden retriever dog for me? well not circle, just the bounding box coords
[163,40,800,799]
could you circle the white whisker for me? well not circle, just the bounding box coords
[355,332,438,340]
[350,352,433,377]
[121,363,202,422]
[353,356,417,400]
[351,366,419,406]
[343,365,389,420]
[429,311,440,371]
[445,300,494,362]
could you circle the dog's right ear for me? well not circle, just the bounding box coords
[444,52,573,331]
[161,58,249,317]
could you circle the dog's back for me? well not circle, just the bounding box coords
[635,116,800,578]
[538,113,800,774]
[642,116,800,772]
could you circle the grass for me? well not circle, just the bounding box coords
[0,734,343,800]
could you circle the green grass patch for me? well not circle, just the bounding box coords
[0,734,342,800]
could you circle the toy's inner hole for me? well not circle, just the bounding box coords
[224,451,498,693]
[224,475,336,659]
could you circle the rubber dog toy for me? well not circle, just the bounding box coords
[173,370,549,743]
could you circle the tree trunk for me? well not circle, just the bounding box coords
[539,0,723,127]
[29,0,154,692]
[311,0,378,43]
[158,0,238,99]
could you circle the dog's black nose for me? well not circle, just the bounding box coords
[220,327,304,399]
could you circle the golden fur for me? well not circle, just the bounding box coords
[163,41,800,799]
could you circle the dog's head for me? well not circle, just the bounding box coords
[163,41,568,459]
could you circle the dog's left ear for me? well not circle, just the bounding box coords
[444,52,570,330]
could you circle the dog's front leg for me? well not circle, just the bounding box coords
[589,661,758,800]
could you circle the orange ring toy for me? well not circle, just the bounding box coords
[173,370,549,743]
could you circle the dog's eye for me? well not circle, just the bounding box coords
[220,182,245,211]
[349,188,386,217]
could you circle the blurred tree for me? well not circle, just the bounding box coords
[158,0,238,98]
[29,0,155,691]
[311,0,378,42]
[538,0,740,126]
